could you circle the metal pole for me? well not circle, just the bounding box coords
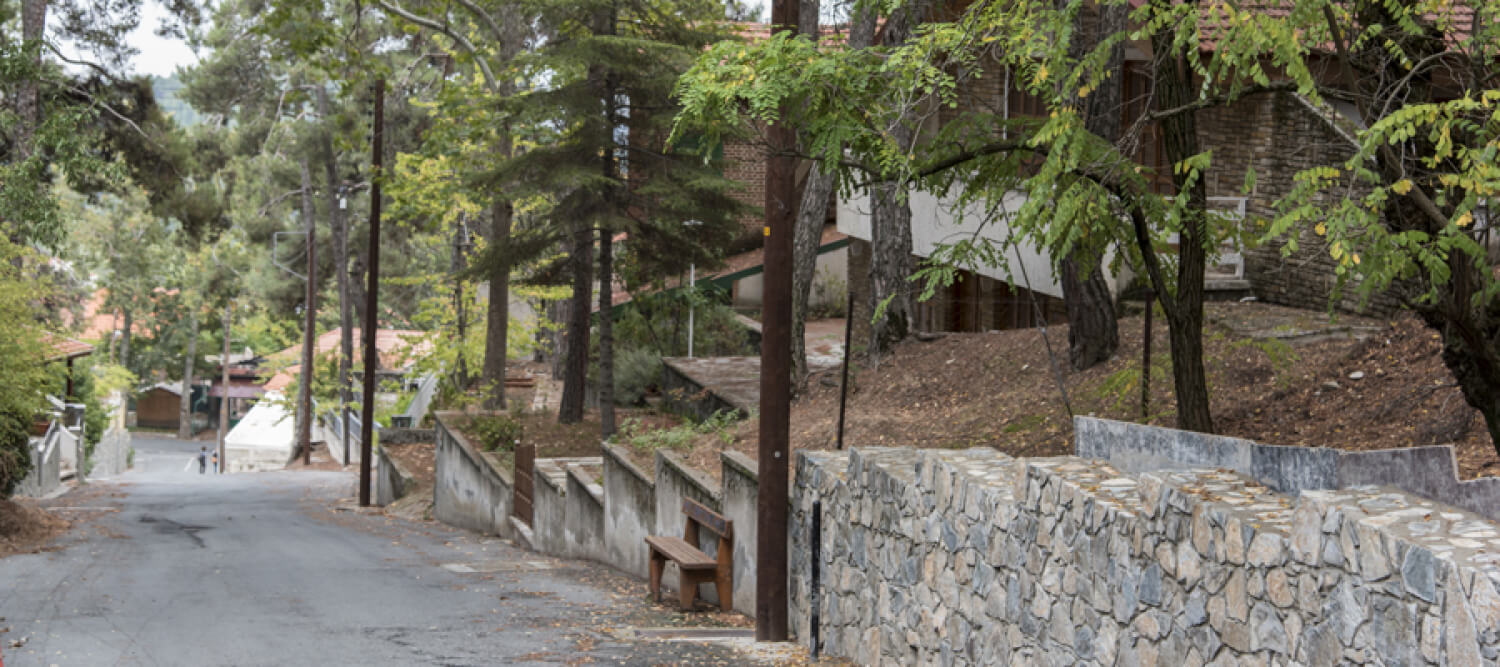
[1142,288,1153,419]
[756,0,797,642]
[809,499,821,658]
[299,160,318,466]
[687,263,695,358]
[359,78,384,507]
[219,302,232,473]
[835,289,853,450]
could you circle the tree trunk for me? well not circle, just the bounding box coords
[1149,14,1213,434]
[791,5,876,386]
[557,227,594,424]
[119,307,133,370]
[178,311,198,440]
[867,171,916,360]
[791,165,835,388]
[1060,257,1118,368]
[298,158,318,463]
[597,232,615,437]
[482,199,512,409]
[865,2,929,361]
[15,0,46,160]
[1058,0,1124,371]
[317,86,353,462]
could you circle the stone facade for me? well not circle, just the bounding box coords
[1201,93,1399,316]
[792,446,1500,665]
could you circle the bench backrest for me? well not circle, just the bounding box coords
[682,498,732,540]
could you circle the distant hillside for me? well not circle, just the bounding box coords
[151,75,204,127]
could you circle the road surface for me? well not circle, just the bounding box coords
[0,434,777,665]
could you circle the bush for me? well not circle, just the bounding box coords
[0,411,32,497]
[470,414,523,453]
[617,409,739,454]
[613,346,662,406]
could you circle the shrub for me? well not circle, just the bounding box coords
[617,409,739,454]
[470,414,523,453]
[613,346,662,406]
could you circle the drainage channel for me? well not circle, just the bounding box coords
[615,628,756,642]
[440,560,555,573]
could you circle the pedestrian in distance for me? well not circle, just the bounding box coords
[198,446,207,474]
[211,451,219,474]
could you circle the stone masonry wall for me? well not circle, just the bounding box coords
[793,446,1500,665]
[1201,93,1399,316]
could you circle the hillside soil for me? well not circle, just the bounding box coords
[672,301,1499,484]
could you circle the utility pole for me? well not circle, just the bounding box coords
[757,0,797,642]
[219,301,232,473]
[298,160,319,466]
[359,78,385,507]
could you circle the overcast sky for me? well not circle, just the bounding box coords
[126,0,198,78]
[122,0,781,79]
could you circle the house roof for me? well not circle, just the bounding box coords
[261,327,431,392]
[602,226,849,311]
[44,333,94,362]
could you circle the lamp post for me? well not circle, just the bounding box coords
[684,219,703,358]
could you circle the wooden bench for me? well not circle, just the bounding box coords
[645,498,733,612]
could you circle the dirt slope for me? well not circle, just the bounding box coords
[682,302,1499,482]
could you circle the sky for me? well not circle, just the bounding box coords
[126,0,199,78]
[121,0,783,79]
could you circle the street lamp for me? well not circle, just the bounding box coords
[684,220,703,358]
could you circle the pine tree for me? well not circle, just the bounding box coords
[492,0,746,433]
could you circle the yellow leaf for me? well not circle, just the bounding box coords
[1392,179,1414,195]
[1314,223,1326,236]
[1456,212,1473,227]
[1352,253,1361,265]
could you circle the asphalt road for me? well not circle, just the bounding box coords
[0,434,774,666]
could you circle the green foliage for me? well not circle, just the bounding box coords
[0,240,62,496]
[612,346,663,407]
[615,410,737,454]
[469,414,524,453]
[610,286,754,359]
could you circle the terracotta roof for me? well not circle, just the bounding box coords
[1128,0,1476,52]
[43,333,94,362]
[262,327,431,391]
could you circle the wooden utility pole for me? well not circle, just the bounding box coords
[359,79,385,507]
[757,0,798,642]
[219,302,232,473]
[298,160,318,466]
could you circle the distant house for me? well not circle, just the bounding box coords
[134,382,210,431]
[260,327,431,394]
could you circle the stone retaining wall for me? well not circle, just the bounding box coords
[792,446,1500,665]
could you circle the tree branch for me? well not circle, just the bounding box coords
[377,0,497,89]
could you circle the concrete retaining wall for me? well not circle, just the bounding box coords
[375,445,416,507]
[432,413,513,538]
[602,443,656,579]
[92,426,131,478]
[654,450,725,606]
[721,450,760,614]
[532,461,569,556]
[1077,416,1500,523]
[564,465,606,562]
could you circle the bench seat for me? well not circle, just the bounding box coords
[645,536,717,570]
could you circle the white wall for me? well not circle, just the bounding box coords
[731,244,848,310]
[837,189,1076,299]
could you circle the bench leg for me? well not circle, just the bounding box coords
[649,552,664,604]
[715,570,732,614]
[678,571,697,610]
